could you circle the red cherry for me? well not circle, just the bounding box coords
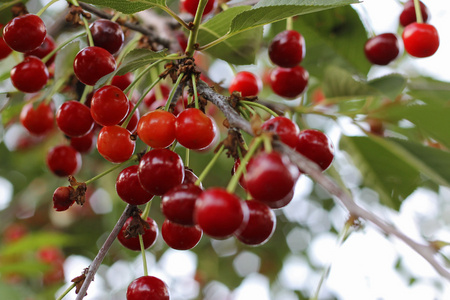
[111,72,134,91]
[183,168,201,186]
[47,145,81,177]
[70,129,96,153]
[228,71,262,97]
[37,246,65,285]
[294,129,334,171]
[90,85,130,126]
[261,116,300,148]
[245,151,299,203]
[116,165,154,205]
[126,276,170,300]
[3,14,46,53]
[11,56,49,93]
[364,33,400,65]
[0,37,12,60]
[268,30,305,68]
[56,100,95,137]
[180,0,216,16]
[20,101,54,136]
[97,125,135,163]
[161,183,203,226]
[194,188,245,239]
[175,108,215,150]
[89,19,124,55]
[400,0,429,27]
[3,224,28,244]
[52,186,75,211]
[73,46,116,86]
[270,66,309,99]
[402,22,439,58]
[137,110,176,148]
[162,219,203,250]
[143,84,171,108]
[232,158,248,190]
[24,35,56,66]
[235,200,276,246]
[138,149,185,196]
[266,189,294,209]
[119,103,140,134]
[118,217,158,251]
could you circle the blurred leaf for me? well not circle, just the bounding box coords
[0,281,31,300]
[1,101,25,127]
[82,0,165,14]
[407,77,450,103]
[0,260,50,275]
[116,49,169,75]
[0,232,75,256]
[322,66,375,98]
[368,73,406,100]
[54,40,81,80]
[198,6,262,65]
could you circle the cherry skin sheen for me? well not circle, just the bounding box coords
[402,23,439,58]
[364,33,400,65]
[161,183,203,226]
[261,116,300,148]
[228,71,262,97]
[11,56,49,93]
[90,85,130,126]
[24,35,56,66]
[73,46,116,86]
[118,217,158,251]
[97,125,135,163]
[270,66,309,99]
[46,145,81,177]
[137,110,176,148]
[162,219,203,250]
[269,30,305,68]
[126,276,170,300]
[89,19,124,55]
[56,100,94,137]
[295,129,334,171]
[3,14,46,53]
[399,0,429,27]
[20,101,54,136]
[116,165,154,205]
[175,108,215,150]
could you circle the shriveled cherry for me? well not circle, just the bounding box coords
[137,110,176,148]
[56,100,94,137]
[11,56,49,93]
[90,85,130,126]
[180,0,215,16]
[294,129,334,171]
[261,116,300,148]
[20,100,54,136]
[364,33,400,65]
[97,125,135,163]
[161,183,203,226]
[270,66,309,99]
[126,276,170,300]
[47,145,81,177]
[73,46,116,86]
[138,149,185,195]
[235,200,276,246]
[162,219,202,250]
[89,19,124,55]
[3,14,46,53]
[228,71,262,97]
[53,186,75,212]
[269,30,305,68]
[402,22,439,58]
[175,108,215,150]
[118,216,158,251]
[400,0,429,27]
[116,165,154,205]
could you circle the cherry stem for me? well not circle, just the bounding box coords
[240,102,257,117]
[141,200,152,220]
[263,134,273,153]
[413,0,423,23]
[139,234,149,276]
[226,136,263,193]
[150,67,164,101]
[79,85,93,105]
[114,33,142,69]
[56,282,77,300]
[42,31,85,64]
[110,11,121,22]
[0,0,21,11]
[239,106,251,121]
[195,144,225,185]
[82,15,94,47]
[84,154,138,185]
[185,147,190,167]
[185,0,209,57]
[286,17,294,31]
[123,59,165,95]
[191,73,199,109]
[159,5,191,30]
[36,0,60,17]
[240,100,279,117]
[164,73,184,111]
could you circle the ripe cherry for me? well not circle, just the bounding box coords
[270,66,309,99]
[119,103,140,133]
[235,200,276,246]
[11,56,49,93]
[3,14,46,53]
[111,72,134,91]
[118,216,158,251]
[24,35,56,66]
[232,158,248,190]
[269,30,305,68]
[137,110,176,148]
[56,100,94,137]
[228,71,262,97]
[47,145,81,177]
[89,19,124,55]
[364,33,400,65]
[90,85,130,126]
[138,149,185,196]
[143,84,171,108]
[402,22,439,58]
[267,189,294,209]
[180,0,215,17]
[116,165,154,205]
[261,116,300,148]
[161,183,203,226]
[73,46,116,86]
[194,188,245,239]
[126,276,170,300]
[175,108,215,150]
[97,125,135,163]
[245,151,298,203]
[162,219,203,250]
[0,36,13,60]
[400,0,429,27]
[70,129,96,153]
[20,101,54,136]
[294,129,334,171]
[52,186,75,211]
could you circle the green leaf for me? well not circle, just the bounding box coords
[198,6,263,65]
[0,232,75,256]
[81,0,165,14]
[116,48,169,75]
[322,66,375,98]
[368,73,406,100]
[0,260,50,275]
[407,76,450,104]
[54,40,81,80]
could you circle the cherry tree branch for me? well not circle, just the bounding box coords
[197,80,450,281]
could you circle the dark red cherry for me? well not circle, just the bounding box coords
[116,165,154,205]
[56,100,94,137]
[0,37,12,60]
[402,22,439,58]
[138,149,185,196]
[52,186,75,212]
[194,188,244,239]
[70,129,96,154]
[162,219,202,250]
[235,200,276,246]
[232,158,248,190]
[294,129,334,171]
[90,85,130,126]
[11,56,49,93]
[364,33,400,65]
[89,19,124,55]
[269,30,305,68]
[261,116,300,148]
[175,108,215,150]
[97,125,135,163]
[20,100,54,136]
[270,66,308,99]
[228,71,262,97]
[118,216,158,251]
[3,14,46,53]
[73,46,116,86]
[161,183,203,226]
[180,0,215,16]
[266,189,294,209]
[25,35,56,66]
[111,72,134,91]
[46,145,81,177]
[126,276,170,300]
[143,84,171,108]
[119,103,140,134]
[400,0,429,27]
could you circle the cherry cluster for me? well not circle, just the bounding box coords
[364,0,439,65]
